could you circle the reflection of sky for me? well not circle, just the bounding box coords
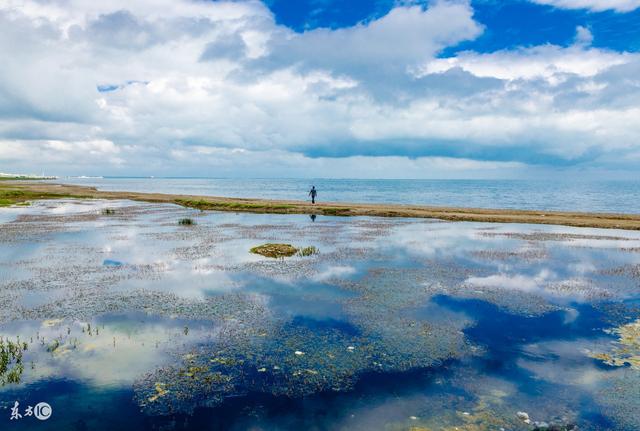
[0,206,30,224]
[518,338,615,387]
[3,199,640,322]
[386,221,640,304]
[0,313,215,390]
[3,199,640,319]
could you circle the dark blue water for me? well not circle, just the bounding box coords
[57,177,640,213]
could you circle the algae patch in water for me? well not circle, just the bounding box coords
[0,337,26,386]
[250,244,320,258]
[134,323,371,415]
[147,382,169,403]
[590,319,640,370]
[250,243,298,258]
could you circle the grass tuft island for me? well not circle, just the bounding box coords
[2,181,640,230]
[250,243,299,258]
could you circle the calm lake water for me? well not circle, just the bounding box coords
[57,177,640,214]
[1,199,640,430]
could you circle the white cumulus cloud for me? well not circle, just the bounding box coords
[1,0,639,177]
[530,0,640,12]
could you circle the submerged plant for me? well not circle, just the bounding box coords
[178,218,195,226]
[321,207,351,216]
[250,243,298,258]
[102,208,116,215]
[590,319,640,370]
[0,337,25,386]
[296,246,319,257]
[147,382,169,403]
[47,339,60,353]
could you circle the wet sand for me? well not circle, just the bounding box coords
[3,180,640,230]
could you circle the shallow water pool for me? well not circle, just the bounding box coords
[1,200,639,430]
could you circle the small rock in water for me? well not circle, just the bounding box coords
[517,411,531,424]
[294,350,304,356]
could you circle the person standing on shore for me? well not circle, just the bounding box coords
[309,186,317,204]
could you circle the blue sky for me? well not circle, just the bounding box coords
[269,0,640,52]
[1,0,640,178]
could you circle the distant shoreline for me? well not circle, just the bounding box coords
[0,175,57,180]
[2,181,640,230]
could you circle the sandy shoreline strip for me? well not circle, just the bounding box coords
[2,181,640,230]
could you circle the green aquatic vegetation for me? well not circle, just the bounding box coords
[175,199,296,213]
[134,311,472,416]
[590,319,640,370]
[178,218,195,225]
[439,408,510,431]
[134,324,369,415]
[0,188,80,206]
[101,208,116,215]
[46,339,60,353]
[135,355,236,414]
[0,337,25,386]
[209,356,238,366]
[250,243,298,258]
[296,246,319,257]
[0,198,31,207]
[321,207,351,216]
[5,362,24,384]
[147,382,169,403]
[386,390,527,431]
